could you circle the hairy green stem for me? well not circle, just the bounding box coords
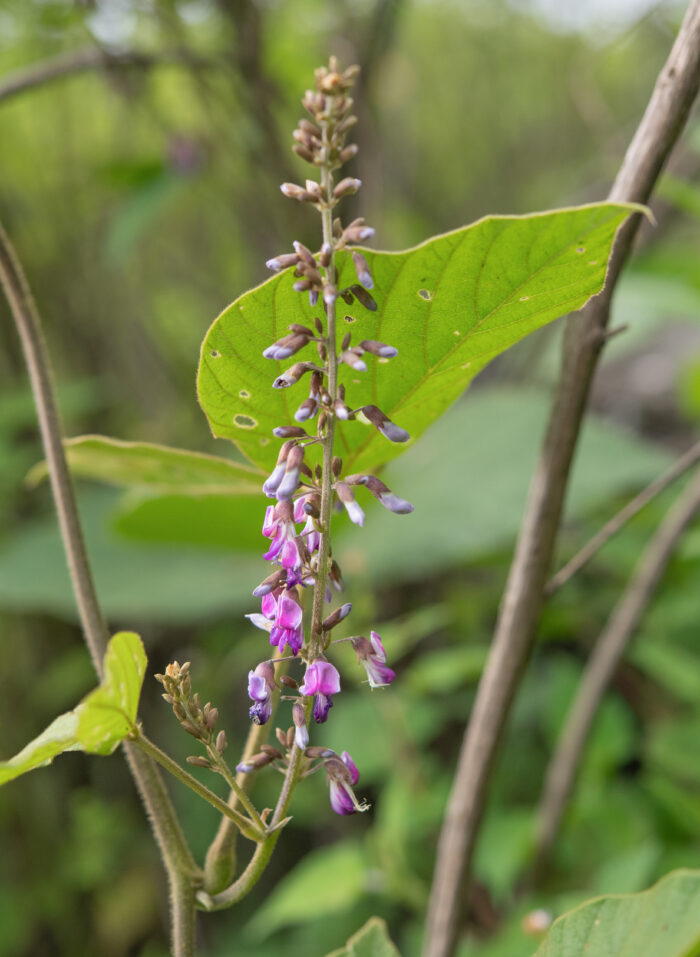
[133,731,264,839]
[0,221,200,956]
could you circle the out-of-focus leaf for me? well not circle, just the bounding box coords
[646,718,700,788]
[0,488,257,623]
[403,647,487,694]
[27,435,263,495]
[591,842,661,896]
[473,808,534,902]
[198,204,641,474]
[0,632,145,785]
[326,917,401,957]
[533,869,700,957]
[246,843,369,939]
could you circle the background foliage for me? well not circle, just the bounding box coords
[1,1,699,955]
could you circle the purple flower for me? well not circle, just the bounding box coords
[352,632,395,688]
[326,751,368,815]
[247,661,276,725]
[270,589,304,656]
[300,660,341,723]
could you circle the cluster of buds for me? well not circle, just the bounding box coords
[155,661,227,771]
[239,58,413,816]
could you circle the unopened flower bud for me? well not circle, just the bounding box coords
[260,744,284,759]
[345,473,414,514]
[339,144,359,164]
[292,144,315,163]
[276,444,305,501]
[273,425,308,438]
[349,284,377,311]
[280,182,315,202]
[293,241,316,267]
[292,702,309,750]
[273,361,316,389]
[336,481,365,526]
[253,567,286,597]
[322,602,352,630]
[319,242,331,267]
[186,756,212,769]
[332,456,343,476]
[340,348,367,372]
[359,340,397,358]
[265,252,300,272]
[279,674,299,690]
[215,730,227,753]
[294,397,318,422]
[334,177,362,199]
[352,251,373,289]
[263,440,294,497]
[263,332,311,361]
[323,284,337,307]
[359,405,410,443]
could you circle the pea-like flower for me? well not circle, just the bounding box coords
[270,589,304,656]
[352,631,395,688]
[247,661,276,725]
[325,750,369,815]
[299,659,341,723]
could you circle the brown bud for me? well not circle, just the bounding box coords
[273,425,309,438]
[279,674,300,690]
[339,144,359,164]
[215,730,227,753]
[260,744,284,759]
[334,177,362,199]
[350,284,377,311]
[314,315,324,334]
[276,727,288,748]
[292,144,315,164]
[181,721,201,738]
[186,756,211,769]
[332,457,343,476]
[341,331,351,350]
[204,707,219,730]
[305,746,336,759]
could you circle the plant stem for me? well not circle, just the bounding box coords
[0,221,200,957]
[198,741,305,911]
[534,465,700,870]
[309,125,339,658]
[546,439,700,595]
[205,742,265,831]
[133,731,263,838]
[423,4,700,955]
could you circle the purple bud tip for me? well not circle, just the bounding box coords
[359,271,374,290]
[236,762,254,773]
[380,423,411,443]
[294,407,312,422]
[265,258,281,271]
[378,346,398,358]
[359,228,375,241]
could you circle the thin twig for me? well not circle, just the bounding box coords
[546,440,700,595]
[0,223,200,956]
[423,5,700,955]
[534,465,700,869]
[0,47,215,105]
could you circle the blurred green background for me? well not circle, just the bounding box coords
[1,1,699,955]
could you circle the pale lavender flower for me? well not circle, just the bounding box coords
[247,661,276,725]
[352,632,395,688]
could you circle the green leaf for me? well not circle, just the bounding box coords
[198,203,641,473]
[27,435,263,495]
[533,869,700,957]
[0,632,146,785]
[246,842,369,939]
[326,917,401,957]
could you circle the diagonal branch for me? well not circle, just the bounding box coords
[0,47,216,106]
[546,439,700,595]
[534,464,700,868]
[423,4,700,955]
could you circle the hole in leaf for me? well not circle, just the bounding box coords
[234,414,257,429]
[344,314,356,323]
[576,246,585,253]
[418,289,432,301]
[210,350,221,358]
[239,390,250,398]
[454,330,461,336]
[260,437,270,446]
[520,296,529,302]
[588,260,599,266]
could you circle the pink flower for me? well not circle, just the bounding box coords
[270,590,304,656]
[300,660,341,723]
[352,631,395,688]
[326,751,368,815]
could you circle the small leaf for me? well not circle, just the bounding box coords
[77,631,147,754]
[27,435,263,495]
[198,203,642,474]
[0,632,146,785]
[326,917,401,957]
[533,869,700,957]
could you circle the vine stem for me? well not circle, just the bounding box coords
[0,222,200,957]
[423,4,700,955]
[545,439,700,595]
[533,465,700,869]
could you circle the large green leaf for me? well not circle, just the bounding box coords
[534,869,700,957]
[326,917,401,957]
[0,632,146,785]
[27,435,263,495]
[198,203,641,473]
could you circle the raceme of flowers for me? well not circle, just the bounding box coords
[235,59,413,816]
